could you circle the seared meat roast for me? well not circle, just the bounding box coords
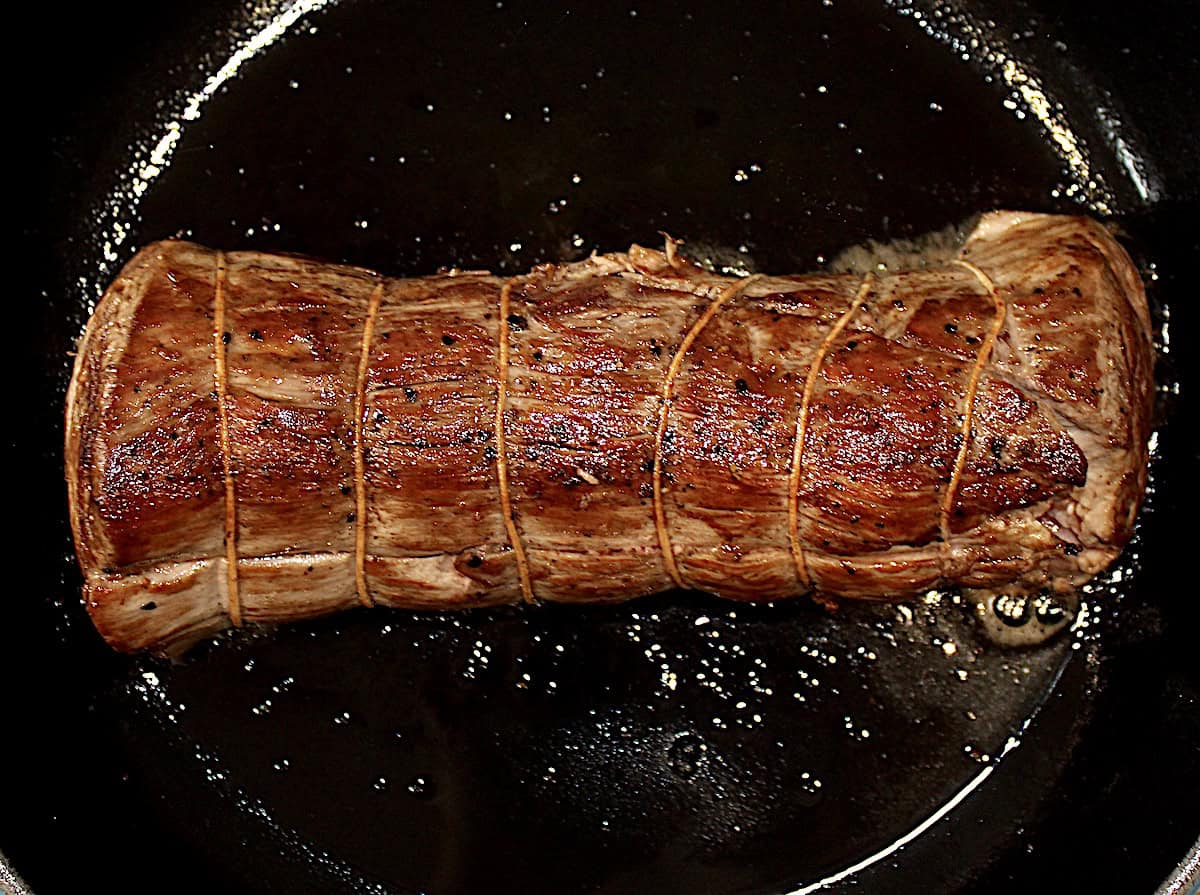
[66,212,1153,653]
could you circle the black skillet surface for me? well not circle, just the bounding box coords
[7,1,1199,893]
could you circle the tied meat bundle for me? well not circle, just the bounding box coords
[66,212,1153,653]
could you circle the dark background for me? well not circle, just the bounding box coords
[7,1,1199,893]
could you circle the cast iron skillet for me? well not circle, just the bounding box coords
[6,1,1198,893]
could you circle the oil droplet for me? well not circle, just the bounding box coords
[667,733,708,778]
[407,776,435,798]
[994,594,1031,627]
[797,771,825,807]
[1033,594,1069,626]
[970,590,1078,646]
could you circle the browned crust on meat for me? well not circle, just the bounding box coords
[66,241,231,650]
[65,213,1154,653]
[787,273,874,590]
[653,274,763,590]
[942,259,1008,541]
